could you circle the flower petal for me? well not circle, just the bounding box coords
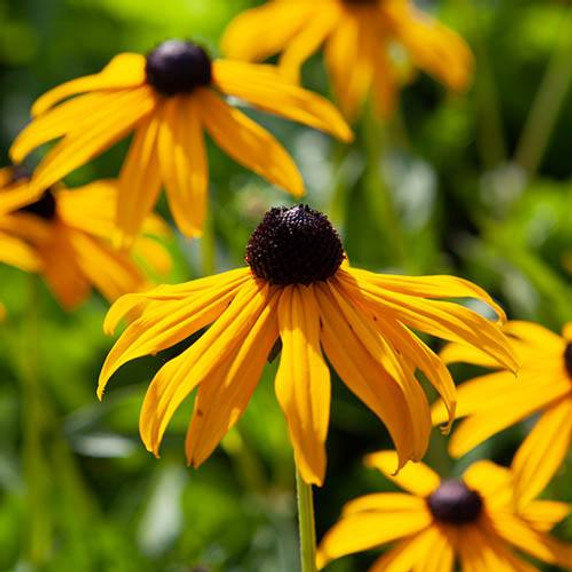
[439,341,503,368]
[275,285,331,486]
[196,88,304,197]
[213,60,353,142]
[511,397,572,508]
[98,270,250,398]
[139,280,269,455]
[0,231,41,271]
[185,289,279,467]
[520,500,571,532]
[461,461,513,510]
[116,110,163,247]
[315,283,415,468]
[364,451,440,497]
[30,87,155,194]
[31,53,147,116]
[158,96,208,238]
[503,320,565,351]
[316,509,432,569]
[342,492,427,516]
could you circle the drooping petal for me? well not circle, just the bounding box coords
[511,397,572,508]
[326,279,431,460]
[116,110,163,246]
[139,280,269,455]
[316,509,432,570]
[364,451,440,497]
[491,512,572,569]
[324,11,374,120]
[158,96,207,237]
[221,1,313,62]
[30,87,155,193]
[213,60,353,142]
[185,289,279,466]
[31,53,147,116]
[196,88,304,197]
[342,492,427,517]
[315,283,416,468]
[439,341,504,368]
[274,285,331,486]
[448,375,570,458]
[98,270,251,397]
[340,268,519,372]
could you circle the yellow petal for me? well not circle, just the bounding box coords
[185,289,279,467]
[116,110,163,247]
[461,461,513,510]
[30,87,155,194]
[0,178,43,214]
[503,320,565,351]
[98,271,250,398]
[31,53,146,116]
[316,509,432,569]
[158,96,207,238]
[196,88,304,197]
[0,231,41,272]
[342,492,427,516]
[213,60,353,142]
[10,93,106,164]
[221,1,312,62]
[315,283,415,468]
[342,269,519,373]
[439,341,503,368]
[520,500,571,532]
[364,451,440,497]
[275,285,331,486]
[327,278,431,460]
[138,280,267,454]
[512,397,572,508]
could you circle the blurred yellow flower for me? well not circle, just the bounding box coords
[98,205,516,486]
[222,0,474,119]
[10,41,353,245]
[432,320,572,508]
[0,167,171,310]
[317,450,571,570]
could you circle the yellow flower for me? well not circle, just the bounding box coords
[222,0,474,119]
[432,321,572,508]
[0,167,171,310]
[98,205,516,486]
[0,167,43,272]
[317,450,571,570]
[10,41,353,245]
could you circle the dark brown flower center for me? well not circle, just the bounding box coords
[427,479,483,525]
[564,343,572,379]
[145,40,212,96]
[17,189,57,221]
[245,205,344,285]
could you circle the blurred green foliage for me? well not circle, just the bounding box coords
[0,0,570,570]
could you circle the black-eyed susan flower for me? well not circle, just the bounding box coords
[98,205,516,486]
[10,42,353,245]
[222,0,474,119]
[432,321,572,509]
[0,167,43,273]
[317,450,572,570]
[0,167,171,310]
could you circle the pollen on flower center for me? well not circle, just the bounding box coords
[245,205,345,285]
[564,343,572,379]
[145,40,212,96]
[18,189,57,221]
[427,479,483,525]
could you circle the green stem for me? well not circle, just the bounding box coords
[514,8,572,178]
[22,275,51,565]
[296,468,317,572]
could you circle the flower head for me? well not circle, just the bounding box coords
[317,450,572,570]
[98,205,516,486]
[0,167,171,309]
[10,41,352,245]
[432,321,572,508]
[222,0,474,119]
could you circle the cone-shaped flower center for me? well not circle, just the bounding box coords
[18,189,57,221]
[145,40,212,96]
[427,479,483,525]
[246,205,345,285]
[564,343,572,379]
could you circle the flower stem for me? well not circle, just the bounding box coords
[296,468,318,572]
